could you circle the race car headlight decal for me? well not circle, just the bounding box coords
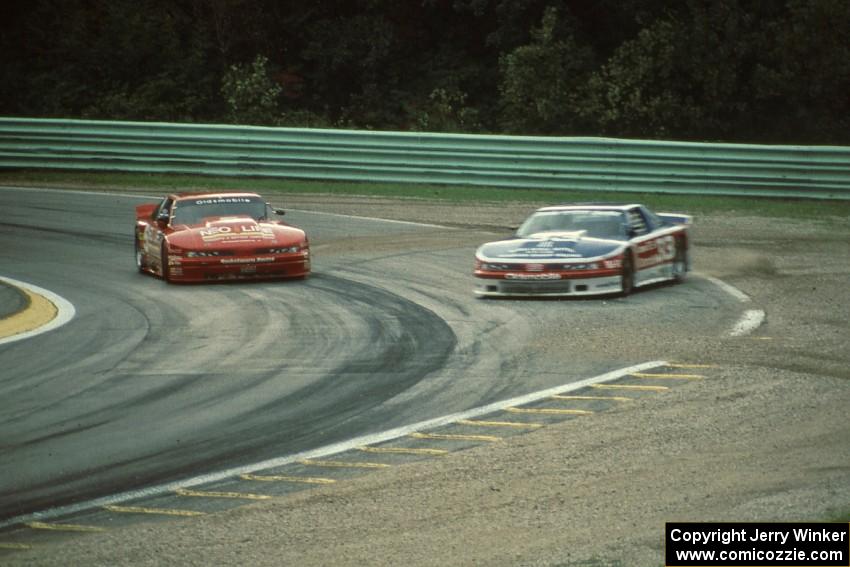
[186,250,224,257]
[268,246,301,254]
[603,258,623,269]
[560,262,600,270]
[480,263,514,271]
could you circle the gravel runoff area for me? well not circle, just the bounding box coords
[6,191,850,566]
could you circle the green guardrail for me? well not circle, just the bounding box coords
[1,117,849,199]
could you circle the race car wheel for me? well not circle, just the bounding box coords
[619,253,635,297]
[160,242,172,282]
[672,241,688,283]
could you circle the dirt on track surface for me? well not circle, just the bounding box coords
[7,192,850,566]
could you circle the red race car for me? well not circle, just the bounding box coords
[135,192,310,283]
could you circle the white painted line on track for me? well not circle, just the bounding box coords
[0,277,76,346]
[697,272,751,303]
[695,272,765,337]
[0,185,451,228]
[0,359,666,529]
[0,185,159,201]
[730,309,766,337]
[287,208,452,229]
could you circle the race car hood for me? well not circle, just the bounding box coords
[476,231,625,262]
[168,217,305,249]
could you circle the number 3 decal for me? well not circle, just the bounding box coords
[657,235,675,261]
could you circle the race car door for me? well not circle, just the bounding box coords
[628,207,675,280]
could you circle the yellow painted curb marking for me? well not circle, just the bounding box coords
[631,372,704,380]
[175,488,270,500]
[240,474,335,484]
[0,289,56,338]
[0,542,32,550]
[358,446,448,456]
[551,395,633,402]
[591,384,668,392]
[506,407,593,416]
[299,459,390,469]
[26,521,105,533]
[409,432,502,442]
[457,419,544,429]
[103,505,204,517]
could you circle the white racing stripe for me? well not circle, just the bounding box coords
[0,359,666,529]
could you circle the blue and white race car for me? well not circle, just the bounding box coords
[474,203,691,297]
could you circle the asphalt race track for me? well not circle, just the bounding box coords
[0,186,745,522]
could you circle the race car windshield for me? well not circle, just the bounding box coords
[517,210,626,239]
[172,197,267,225]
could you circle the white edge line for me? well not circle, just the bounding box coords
[0,185,451,229]
[0,185,160,201]
[0,359,666,529]
[288,208,451,229]
[0,277,76,346]
[694,272,766,337]
[730,309,766,337]
[696,272,751,303]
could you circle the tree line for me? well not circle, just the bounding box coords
[2,0,848,143]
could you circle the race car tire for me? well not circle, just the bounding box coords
[134,237,145,273]
[160,242,172,283]
[619,253,635,297]
[672,241,688,283]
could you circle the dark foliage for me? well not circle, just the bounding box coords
[1,0,847,142]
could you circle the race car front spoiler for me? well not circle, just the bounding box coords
[474,274,622,298]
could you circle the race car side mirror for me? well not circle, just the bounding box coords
[274,208,286,216]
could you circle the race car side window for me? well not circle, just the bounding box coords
[154,198,173,224]
[627,209,649,236]
[639,206,662,231]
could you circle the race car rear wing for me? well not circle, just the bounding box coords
[657,213,692,226]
